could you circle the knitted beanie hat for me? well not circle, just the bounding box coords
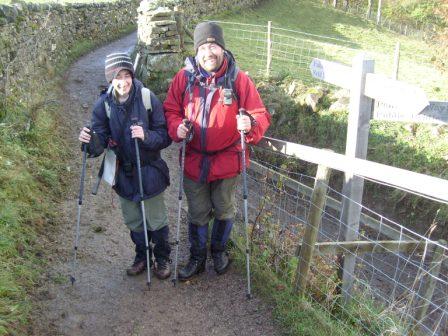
[193,22,225,51]
[105,52,134,83]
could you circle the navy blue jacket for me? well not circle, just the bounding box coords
[91,79,171,202]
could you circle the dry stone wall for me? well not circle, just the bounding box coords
[0,0,139,97]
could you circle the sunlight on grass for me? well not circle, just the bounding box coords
[211,0,447,100]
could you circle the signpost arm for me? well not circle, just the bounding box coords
[340,53,374,303]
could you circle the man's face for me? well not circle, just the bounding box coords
[112,69,133,97]
[197,43,224,73]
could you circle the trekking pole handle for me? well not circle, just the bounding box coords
[182,119,194,143]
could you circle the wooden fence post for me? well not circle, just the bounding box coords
[266,21,272,78]
[392,41,400,80]
[340,53,374,303]
[411,239,447,334]
[294,164,331,294]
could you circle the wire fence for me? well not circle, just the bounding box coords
[232,146,448,335]
[213,20,448,100]
[332,2,438,40]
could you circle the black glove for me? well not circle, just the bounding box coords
[81,128,104,158]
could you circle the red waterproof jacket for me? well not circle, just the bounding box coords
[164,52,270,183]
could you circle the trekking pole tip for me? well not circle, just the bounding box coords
[246,293,252,300]
[146,282,151,291]
[69,275,76,286]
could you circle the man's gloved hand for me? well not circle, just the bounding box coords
[177,119,194,143]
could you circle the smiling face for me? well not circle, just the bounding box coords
[196,42,224,73]
[111,69,133,97]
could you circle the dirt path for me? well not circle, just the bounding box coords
[32,33,280,336]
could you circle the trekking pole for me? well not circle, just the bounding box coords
[238,108,252,299]
[132,118,152,289]
[172,119,191,287]
[70,132,89,285]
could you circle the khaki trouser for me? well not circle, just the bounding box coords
[119,192,167,232]
[183,176,239,226]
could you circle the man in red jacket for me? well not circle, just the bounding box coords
[164,21,270,280]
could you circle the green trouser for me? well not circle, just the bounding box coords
[183,176,239,226]
[119,192,168,232]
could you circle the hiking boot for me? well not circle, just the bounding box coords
[212,250,231,275]
[178,223,208,281]
[126,259,147,276]
[128,230,151,276]
[153,259,171,280]
[178,255,206,281]
[152,226,171,280]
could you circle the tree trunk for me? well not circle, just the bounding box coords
[376,0,383,25]
[366,0,373,19]
[343,0,349,11]
[333,0,338,8]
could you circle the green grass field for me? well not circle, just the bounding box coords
[209,0,447,100]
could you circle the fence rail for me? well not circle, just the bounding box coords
[232,136,448,335]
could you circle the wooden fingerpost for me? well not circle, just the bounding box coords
[340,53,374,303]
[266,21,272,78]
[411,240,447,334]
[294,164,331,294]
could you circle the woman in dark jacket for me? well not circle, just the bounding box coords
[79,52,172,279]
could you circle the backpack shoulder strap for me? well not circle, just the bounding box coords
[182,70,196,102]
[229,66,240,103]
[104,85,113,118]
[141,87,152,112]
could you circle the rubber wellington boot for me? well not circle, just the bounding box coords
[178,223,208,281]
[152,226,172,280]
[211,219,233,275]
